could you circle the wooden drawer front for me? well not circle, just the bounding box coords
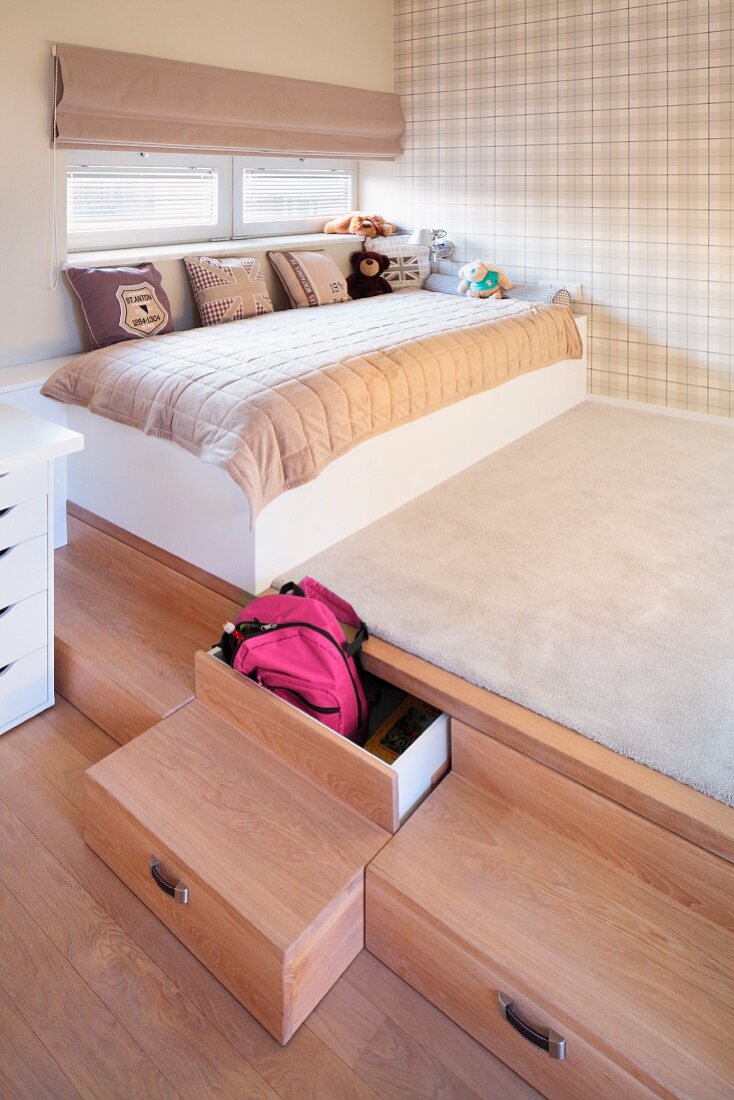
[196,651,400,831]
[0,647,48,732]
[0,536,47,607]
[366,874,654,1100]
[0,496,47,552]
[196,651,450,832]
[0,464,47,510]
[85,777,292,1042]
[369,728,734,1099]
[0,592,47,667]
[84,703,386,1044]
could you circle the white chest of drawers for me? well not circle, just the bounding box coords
[0,403,83,735]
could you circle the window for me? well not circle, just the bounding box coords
[234,158,355,237]
[66,153,357,252]
[66,153,232,250]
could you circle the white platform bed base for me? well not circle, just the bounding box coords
[63,317,586,595]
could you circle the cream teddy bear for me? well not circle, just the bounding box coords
[457,260,513,299]
[324,213,397,238]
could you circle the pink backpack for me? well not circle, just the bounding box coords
[220,577,369,742]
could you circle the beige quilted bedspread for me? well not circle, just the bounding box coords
[43,291,582,518]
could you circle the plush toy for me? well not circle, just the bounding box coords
[324,212,397,238]
[457,260,513,299]
[347,250,393,299]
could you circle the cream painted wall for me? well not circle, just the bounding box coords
[0,0,393,370]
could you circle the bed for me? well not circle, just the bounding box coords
[43,282,585,593]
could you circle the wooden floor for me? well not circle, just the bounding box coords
[0,521,539,1099]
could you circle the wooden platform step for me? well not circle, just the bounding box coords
[0,696,537,1099]
[85,699,389,1043]
[55,516,242,743]
[367,722,734,1099]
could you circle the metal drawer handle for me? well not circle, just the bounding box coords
[498,992,566,1060]
[149,857,188,904]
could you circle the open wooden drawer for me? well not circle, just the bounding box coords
[85,700,389,1043]
[366,721,734,1098]
[85,649,451,1043]
[196,649,450,832]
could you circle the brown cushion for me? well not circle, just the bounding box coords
[66,264,173,349]
[268,250,349,309]
[184,255,274,326]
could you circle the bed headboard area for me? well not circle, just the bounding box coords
[64,233,363,340]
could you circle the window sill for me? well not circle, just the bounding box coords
[65,232,363,269]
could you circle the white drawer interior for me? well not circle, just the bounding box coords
[361,675,450,821]
[0,592,48,667]
[0,647,48,733]
[0,463,48,510]
[0,535,47,607]
[0,496,48,552]
[391,711,450,822]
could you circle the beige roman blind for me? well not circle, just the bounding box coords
[53,44,404,159]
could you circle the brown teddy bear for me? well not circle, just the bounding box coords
[347,251,393,299]
[324,212,397,238]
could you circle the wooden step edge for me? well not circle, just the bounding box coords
[286,871,367,1044]
[361,636,734,864]
[194,649,400,834]
[55,639,190,744]
[67,502,248,605]
[450,722,734,930]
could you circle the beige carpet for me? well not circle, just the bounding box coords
[277,402,734,806]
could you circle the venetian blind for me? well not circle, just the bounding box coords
[240,168,352,223]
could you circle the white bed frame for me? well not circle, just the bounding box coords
[62,316,586,594]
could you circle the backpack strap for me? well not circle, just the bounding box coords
[282,576,360,628]
[346,621,369,657]
[279,576,368,653]
[278,581,305,598]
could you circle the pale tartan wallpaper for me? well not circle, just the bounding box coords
[394,0,733,416]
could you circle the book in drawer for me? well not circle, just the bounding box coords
[85,700,387,1043]
[366,721,734,1099]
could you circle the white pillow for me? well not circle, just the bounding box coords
[370,235,430,290]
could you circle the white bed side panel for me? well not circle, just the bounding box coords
[65,411,254,587]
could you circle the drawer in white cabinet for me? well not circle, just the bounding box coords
[0,536,47,607]
[0,647,48,732]
[0,497,47,552]
[0,464,48,509]
[0,592,48,667]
